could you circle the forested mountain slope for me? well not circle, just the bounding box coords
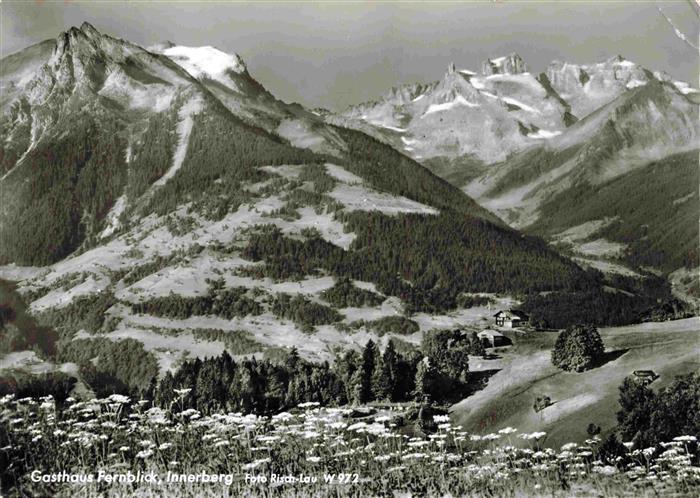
[0,24,685,390]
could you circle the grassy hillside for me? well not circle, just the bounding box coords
[452,318,700,448]
[531,150,699,271]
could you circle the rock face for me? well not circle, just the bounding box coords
[330,52,697,172]
[545,55,655,118]
[332,57,571,165]
[482,53,527,76]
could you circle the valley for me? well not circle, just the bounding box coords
[0,21,698,498]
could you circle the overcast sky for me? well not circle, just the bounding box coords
[2,1,698,110]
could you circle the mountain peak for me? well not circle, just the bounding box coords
[80,21,100,37]
[155,45,248,85]
[482,53,527,76]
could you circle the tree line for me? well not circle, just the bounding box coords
[154,332,486,415]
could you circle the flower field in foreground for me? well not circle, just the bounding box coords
[2,394,699,497]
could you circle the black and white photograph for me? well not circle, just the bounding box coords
[0,1,698,496]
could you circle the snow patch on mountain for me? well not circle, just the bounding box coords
[99,68,174,112]
[673,81,699,95]
[470,78,486,90]
[502,97,541,114]
[370,122,407,132]
[162,45,246,86]
[527,129,562,139]
[626,79,647,89]
[153,95,203,187]
[423,95,479,116]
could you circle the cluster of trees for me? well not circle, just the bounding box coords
[342,212,598,313]
[456,294,494,309]
[320,277,385,308]
[330,125,493,217]
[124,108,177,200]
[190,328,264,356]
[414,330,485,401]
[21,272,87,303]
[551,324,605,372]
[244,217,599,317]
[0,281,57,357]
[347,316,420,336]
[242,224,344,281]
[163,214,198,236]
[119,255,175,286]
[0,112,128,265]
[271,294,342,333]
[0,305,14,328]
[57,338,159,398]
[156,349,343,414]
[298,163,336,194]
[640,298,693,322]
[0,372,76,404]
[617,372,699,448]
[523,289,667,329]
[155,333,479,415]
[130,282,262,320]
[36,292,116,337]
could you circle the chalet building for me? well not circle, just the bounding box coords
[494,309,529,328]
[478,329,508,348]
[632,370,659,385]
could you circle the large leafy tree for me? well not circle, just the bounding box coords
[617,373,700,447]
[551,324,605,372]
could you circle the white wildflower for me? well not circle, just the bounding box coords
[135,449,153,459]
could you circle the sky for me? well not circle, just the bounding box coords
[2,1,698,111]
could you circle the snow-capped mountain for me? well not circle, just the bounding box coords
[544,55,691,118]
[2,22,616,365]
[328,53,583,166]
[0,22,497,266]
[326,51,699,276]
[329,53,697,170]
[148,41,347,156]
[467,77,699,275]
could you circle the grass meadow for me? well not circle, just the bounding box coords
[2,393,699,497]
